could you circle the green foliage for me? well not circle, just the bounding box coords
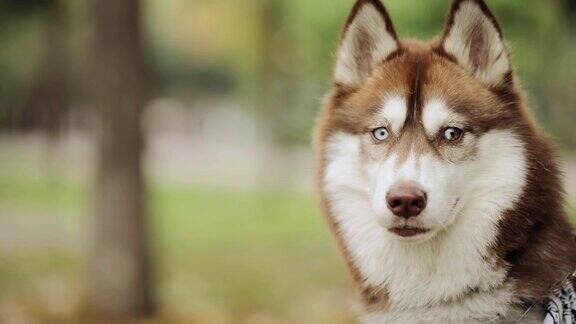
[0,0,575,146]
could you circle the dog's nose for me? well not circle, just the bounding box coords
[386,183,427,219]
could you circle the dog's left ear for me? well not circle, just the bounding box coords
[440,0,511,87]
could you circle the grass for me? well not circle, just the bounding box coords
[151,186,353,323]
[0,170,354,324]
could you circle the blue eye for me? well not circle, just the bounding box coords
[372,127,389,141]
[442,127,464,142]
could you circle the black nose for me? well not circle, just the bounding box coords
[386,183,427,219]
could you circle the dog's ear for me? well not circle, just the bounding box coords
[440,0,511,87]
[334,0,400,87]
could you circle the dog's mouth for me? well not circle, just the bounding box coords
[388,226,430,237]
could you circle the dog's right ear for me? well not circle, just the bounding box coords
[334,0,400,88]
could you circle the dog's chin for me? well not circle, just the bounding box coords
[378,216,444,243]
[387,226,439,243]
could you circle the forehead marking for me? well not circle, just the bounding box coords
[422,99,457,136]
[379,96,407,133]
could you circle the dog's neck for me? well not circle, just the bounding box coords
[489,136,576,300]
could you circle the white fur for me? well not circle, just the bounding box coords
[323,129,528,323]
[362,286,513,323]
[422,99,464,136]
[362,292,543,324]
[443,1,510,86]
[377,96,407,134]
[335,4,398,87]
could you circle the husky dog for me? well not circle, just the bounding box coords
[313,0,576,323]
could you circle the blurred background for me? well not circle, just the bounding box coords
[0,0,574,323]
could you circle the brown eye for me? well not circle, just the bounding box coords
[372,127,389,141]
[442,127,463,142]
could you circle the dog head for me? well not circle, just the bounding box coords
[319,0,529,243]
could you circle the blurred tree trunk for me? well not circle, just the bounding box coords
[257,0,283,143]
[256,0,299,145]
[255,0,300,188]
[18,0,68,133]
[87,0,155,319]
[255,0,281,189]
